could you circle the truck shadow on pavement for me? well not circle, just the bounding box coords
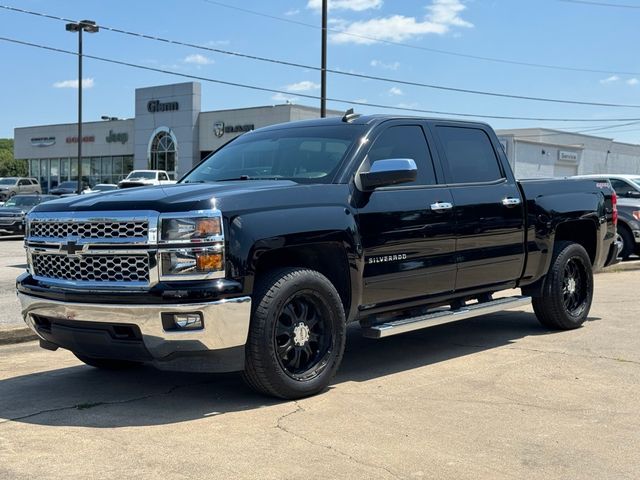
[0,310,597,428]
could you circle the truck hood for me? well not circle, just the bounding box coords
[31,181,349,215]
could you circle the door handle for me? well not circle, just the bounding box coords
[502,197,521,207]
[430,201,453,212]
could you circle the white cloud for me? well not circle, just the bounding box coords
[352,98,368,104]
[52,78,94,89]
[600,75,620,84]
[272,92,298,103]
[330,0,473,45]
[307,0,382,11]
[184,54,214,65]
[388,86,404,96]
[284,8,300,15]
[370,59,400,70]
[285,80,321,92]
[627,78,639,86]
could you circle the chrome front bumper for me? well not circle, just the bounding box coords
[18,292,251,361]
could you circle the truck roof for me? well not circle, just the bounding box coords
[254,114,492,133]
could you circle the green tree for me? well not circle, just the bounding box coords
[0,139,28,177]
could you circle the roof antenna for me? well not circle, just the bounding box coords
[341,108,360,123]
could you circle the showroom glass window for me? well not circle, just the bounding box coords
[149,131,176,177]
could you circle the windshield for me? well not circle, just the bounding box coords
[0,178,17,185]
[181,125,364,184]
[57,181,77,189]
[127,171,156,179]
[4,196,40,208]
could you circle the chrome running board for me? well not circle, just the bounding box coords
[361,296,531,339]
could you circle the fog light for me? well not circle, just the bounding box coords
[173,313,203,330]
[196,252,223,272]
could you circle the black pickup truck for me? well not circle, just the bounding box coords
[17,114,619,399]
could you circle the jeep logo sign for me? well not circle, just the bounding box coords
[147,100,179,113]
[106,130,129,144]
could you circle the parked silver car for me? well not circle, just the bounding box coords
[0,177,42,201]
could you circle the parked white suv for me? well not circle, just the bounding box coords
[117,170,177,189]
[0,177,42,200]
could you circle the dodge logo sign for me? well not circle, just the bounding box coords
[214,121,225,138]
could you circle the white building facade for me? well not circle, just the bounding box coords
[497,128,640,179]
[13,82,340,192]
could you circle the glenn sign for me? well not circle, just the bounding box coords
[147,100,179,113]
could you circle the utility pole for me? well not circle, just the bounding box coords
[65,20,99,194]
[320,0,327,118]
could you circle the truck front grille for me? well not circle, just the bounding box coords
[30,220,148,240]
[32,253,150,283]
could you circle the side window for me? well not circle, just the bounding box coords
[436,126,503,184]
[18,179,29,186]
[609,179,633,197]
[367,125,437,186]
[159,172,168,181]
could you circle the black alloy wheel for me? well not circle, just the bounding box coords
[562,257,588,316]
[274,292,332,381]
[243,268,346,399]
[532,241,593,330]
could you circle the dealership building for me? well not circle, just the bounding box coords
[13,82,340,192]
[13,81,640,191]
[496,128,640,179]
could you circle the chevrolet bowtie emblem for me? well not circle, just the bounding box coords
[59,241,85,256]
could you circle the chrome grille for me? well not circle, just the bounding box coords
[32,253,150,283]
[30,221,148,239]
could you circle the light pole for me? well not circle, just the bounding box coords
[65,19,99,194]
[320,0,327,118]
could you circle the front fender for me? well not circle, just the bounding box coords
[225,205,363,319]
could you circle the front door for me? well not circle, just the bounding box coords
[355,123,457,308]
[431,123,525,291]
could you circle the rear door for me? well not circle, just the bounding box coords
[355,122,457,307]
[431,123,525,292]
[17,179,31,194]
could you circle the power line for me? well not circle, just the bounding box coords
[2,5,640,110]
[4,35,640,123]
[199,0,640,76]
[558,0,640,9]
[502,120,640,138]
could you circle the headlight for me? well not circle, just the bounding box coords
[158,211,225,280]
[161,216,221,242]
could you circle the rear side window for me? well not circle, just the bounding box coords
[609,179,636,197]
[436,126,503,184]
[367,125,437,186]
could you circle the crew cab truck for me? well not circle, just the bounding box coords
[17,114,619,399]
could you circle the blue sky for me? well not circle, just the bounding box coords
[1,0,639,142]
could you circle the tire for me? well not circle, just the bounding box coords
[617,226,635,260]
[532,241,594,330]
[74,353,141,370]
[243,268,346,399]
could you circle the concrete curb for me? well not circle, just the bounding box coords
[0,326,37,346]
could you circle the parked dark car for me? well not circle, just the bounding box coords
[18,115,619,399]
[0,194,57,234]
[49,180,93,196]
[616,201,640,259]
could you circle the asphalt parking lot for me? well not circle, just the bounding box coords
[0,237,638,479]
